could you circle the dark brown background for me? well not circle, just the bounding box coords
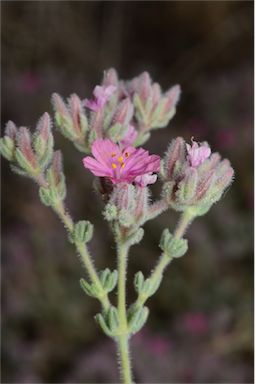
[1,1,253,383]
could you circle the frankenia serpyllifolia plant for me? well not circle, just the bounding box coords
[1,68,234,384]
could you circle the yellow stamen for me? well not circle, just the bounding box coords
[118,156,124,163]
[121,163,125,169]
[112,163,117,169]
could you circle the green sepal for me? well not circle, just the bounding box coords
[39,187,52,207]
[80,278,101,298]
[107,123,125,142]
[128,305,149,334]
[133,93,147,124]
[127,227,144,246]
[134,271,162,297]
[73,141,89,153]
[159,228,188,258]
[133,132,151,147]
[14,148,36,174]
[95,313,113,337]
[79,113,88,135]
[103,203,118,221]
[99,268,118,293]
[134,271,144,293]
[118,209,134,228]
[0,136,15,161]
[34,133,54,170]
[10,164,28,177]
[72,220,94,244]
[107,306,119,333]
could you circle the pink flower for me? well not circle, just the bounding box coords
[120,125,138,147]
[83,85,116,112]
[186,140,211,167]
[181,312,209,335]
[83,139,160,185]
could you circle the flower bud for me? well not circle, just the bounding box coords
[177,168,198,205]
[72,220,94,243]
[69,94,88,135]
[164,84,181,114]
[0,136,15,161]
[15,127,38,173]
[164,137,186,179]
[159,228,188,258]
[95,306,120,337]
[5,121,17,140]
[128,305,149,334]
[137,72,152,102]
[113,98,134,127]
[46,151,66,201]
[163,137,234,215]
[99,268,118,293]
[80,278,101,298]
[110,183,136,212]
[33,113,54,169]
[135,186,149,223]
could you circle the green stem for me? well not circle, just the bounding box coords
[53,200,110,311]
[116,242,133,384]
[135,209,195,309]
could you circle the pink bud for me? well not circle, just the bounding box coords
[35,112,51,142]
[111,183,135,211]
[196,171,215,200]
[17,127,37,168]
[52,93,70,119]
[138,72,152,102]
[151,83,161,107]
[164,84,181,113]
[69,94,82,134]
[135,186,149,221]
[5,121,17,140]
[215,160,234,189]
[113,98,134,126]
[51,150,63,186]
[165,137,186,178]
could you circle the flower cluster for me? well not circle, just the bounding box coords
[52,68,180,153]
[162,137,234,215]
[0,67,235,384]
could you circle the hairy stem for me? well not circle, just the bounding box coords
[116,241,133,384]
[134,209,195,309]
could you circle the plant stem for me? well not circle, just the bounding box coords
[134,209,195,309]
[116,242,133,384]
[53,200,110,311]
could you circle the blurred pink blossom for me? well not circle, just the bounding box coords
[181,312,209,335]
[19,72,42,94]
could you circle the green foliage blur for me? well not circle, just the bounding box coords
[1,2,253,383]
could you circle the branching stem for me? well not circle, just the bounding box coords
[134,209,195,309]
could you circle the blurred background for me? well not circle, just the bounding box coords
[1,1,253,383]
